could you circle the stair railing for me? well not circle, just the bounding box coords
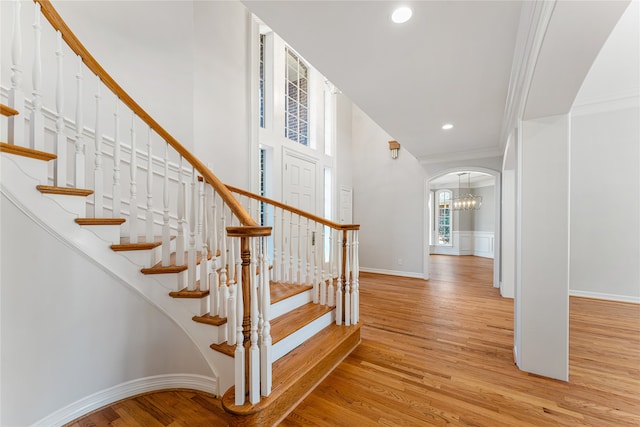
[3,0,275,405]
[226,185,361,327]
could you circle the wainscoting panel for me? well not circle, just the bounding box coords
[430,231,494,258]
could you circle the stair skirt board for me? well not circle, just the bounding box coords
[1,151,51,185]
[1,156,234,391]
[272,310,335,361]
[31,374,218,427]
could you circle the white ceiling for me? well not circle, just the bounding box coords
[429,171,494,189]
[242,1,523,163]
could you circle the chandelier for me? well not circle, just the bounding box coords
[453,173,482,211]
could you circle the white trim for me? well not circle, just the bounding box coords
[571,93,639,116]
[359,267,424,279]
[419,146,503,165]
[569,290,640,304]
[31,374,218,427]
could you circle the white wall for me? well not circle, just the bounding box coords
[568,0,640,303]
[1,195,211,427]
[517,114,569,381]
[351,105,426,277]
[472,185,495,232]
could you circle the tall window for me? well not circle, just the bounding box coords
[285,48,309,145]
[436,190,452,245]
[259,33,266,129]
[259,148,267,226]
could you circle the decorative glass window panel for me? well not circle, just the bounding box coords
[285,48,309,145]
[437,190,452,245]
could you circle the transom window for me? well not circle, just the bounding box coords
[259,33,265,129]
[285,48,309,145]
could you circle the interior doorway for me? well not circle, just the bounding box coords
[425,167,501,289]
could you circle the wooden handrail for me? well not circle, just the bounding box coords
[225,185,360,231]
[35,0,257,228]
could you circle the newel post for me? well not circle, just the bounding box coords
[226,225,272,405]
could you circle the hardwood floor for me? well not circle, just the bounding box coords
[67,255,640,426]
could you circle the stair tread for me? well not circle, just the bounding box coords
[0,142,56,161]
[111,235,176,251]
[36,185,93,197]
[169,281,209,298]
[270,282,313,304]
[270,302,334,345]
[222,321,362,420]
[193,313,227,327]
[0,104,19,117]
[210,341,236,358]
[141,250,213,274]
[75,218,126,226]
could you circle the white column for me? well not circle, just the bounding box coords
[145,127,154,242]
[161,143,171,266]
[129,113,138,243]
[516,114,569,381]
[112,100,121,218]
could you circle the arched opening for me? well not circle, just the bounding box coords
[424,167,501,289]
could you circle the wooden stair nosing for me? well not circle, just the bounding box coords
[270,282,313,305]
[75,218,126,226]
[169,284,209,299]
[36,185,94,197]
[0,104,19,117]
[221,322,362,423]
[141,250,213,275]
[193,313,227,327]
[0,142,56,161]
[210,341,236,358]
[270,302,334,345]
[111,235,176,252]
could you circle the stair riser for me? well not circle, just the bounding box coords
[270,289,313,319]
[115,240,177,268]
[1,153,49,184]
[40,193,87,217]
[272,311,334,361]
[79,224,122,245]
[147,260,213,292]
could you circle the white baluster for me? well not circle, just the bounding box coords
[234,254,245,406]
[249,238,260,404]
[352,230,360,324]
[176,157,185,266]
[161,143,170,266]
[326,230,334,307]
[335,231,342,325]
[113,100,121,217]
[289,212,294,283]
[260,243,272,397]
[227,256,236,346]
[30,3,44,151]
[312,222,320,304]
[188,167,197,291]
[9,0,25,146]
[219,214,228,318]
[229,232,236,285]
[209,258,220,317]
[54,31,66,187]
[93,80,103,216]
[306,218,312,285]
[281,209,286,282]
[208,186,217,258]
[344,235,351,327]
[74,56,85,188]
[297,215,303,284]
[129,113,138,243]
[199,177,208,293]
[272,209,280,282]
[145,127,153,242]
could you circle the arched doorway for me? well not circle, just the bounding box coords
[424,167,501,289]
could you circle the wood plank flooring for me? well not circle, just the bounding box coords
[67,255,640,426]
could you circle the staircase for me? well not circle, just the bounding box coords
[0,1,360,425]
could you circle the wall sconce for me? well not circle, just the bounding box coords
[388,140,400,159]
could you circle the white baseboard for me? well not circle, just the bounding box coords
[570,290,640,304]
[31,374,218,427]
[359,267,424,279]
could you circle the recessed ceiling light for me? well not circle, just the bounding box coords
[442,123,454,130]
[391,6,412,24]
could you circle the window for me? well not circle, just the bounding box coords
[285,48,309,145]
[323,167,332,262]
[258,147,267,226]
[436,190,452,245]
[259,33,265,129]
